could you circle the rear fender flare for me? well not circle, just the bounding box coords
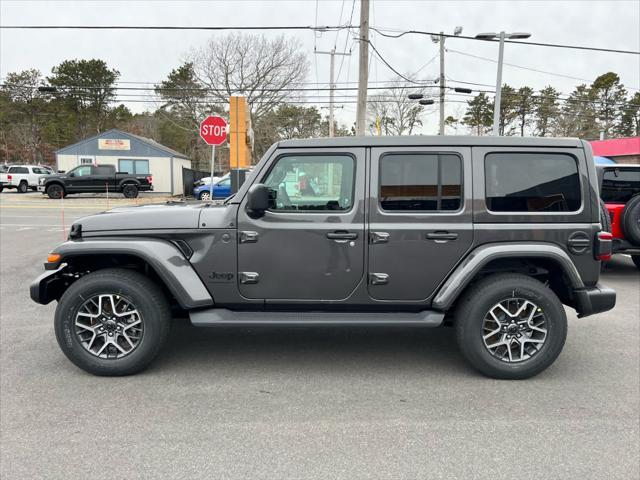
[432,242,585,311]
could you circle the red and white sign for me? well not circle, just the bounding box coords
[200,116,228,146]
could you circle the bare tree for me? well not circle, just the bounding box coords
[191,33,309,123]
[368,77,432,135]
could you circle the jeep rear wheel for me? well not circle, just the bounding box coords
[17,181,28,193]
[455,273,567,379]
[122,184,139,198]
[54,268,171,376]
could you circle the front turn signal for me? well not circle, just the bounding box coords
[47,253,61,263]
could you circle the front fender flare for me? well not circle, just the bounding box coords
[44,238,213,309]
[432,242,585,311]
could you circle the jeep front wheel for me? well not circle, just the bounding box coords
[54,268,171,376]
[46,184,64,199]
[455,273,567,380]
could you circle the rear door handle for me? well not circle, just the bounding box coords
[426,231,459,242]
[327,231,358,241]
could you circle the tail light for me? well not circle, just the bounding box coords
[146,175,153,184]
[7,175,11,181]
[595,231,613,261]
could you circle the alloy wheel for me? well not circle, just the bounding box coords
[200,191,211,201]
[74,293,144,359]
[482,298,548,363]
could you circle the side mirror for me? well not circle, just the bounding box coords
[57,170,65,174]
[246,183,269,217]
[68,172,75,177]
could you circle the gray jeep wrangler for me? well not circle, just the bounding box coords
[31,136,616,379]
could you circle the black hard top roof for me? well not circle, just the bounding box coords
[277,135,583,149]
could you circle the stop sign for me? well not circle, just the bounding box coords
[200,115,227,145]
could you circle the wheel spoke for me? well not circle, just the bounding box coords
[74,293,144,360]
[483,297,548,363]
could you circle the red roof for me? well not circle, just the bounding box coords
[590,137,640,157]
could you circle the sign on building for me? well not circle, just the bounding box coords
[98,139,131,150]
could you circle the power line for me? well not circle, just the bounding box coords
[2,23,637,54]
[366,39,427,85]
[370,27,640,55]
[447,48,640,91]
[0,24,355,32]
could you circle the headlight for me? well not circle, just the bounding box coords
[39,177,45,185]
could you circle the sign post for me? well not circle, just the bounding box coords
[199,115,228,199]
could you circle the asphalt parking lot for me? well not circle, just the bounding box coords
[1,192,639,479]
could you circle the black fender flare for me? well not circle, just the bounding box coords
[432,242,585,311]
[117,178,141,189]
[33,238,213,309]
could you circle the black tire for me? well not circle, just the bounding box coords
[455,273,567,380]
[46,183,64,199]
[122,184,139,199]
[632,256,640,271]
[17,181,28,193]
[0,185,3,193]
[54,268,171,376]
[621,195,640,245]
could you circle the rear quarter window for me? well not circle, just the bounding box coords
[485,152,581,213]
[601,168,640,203]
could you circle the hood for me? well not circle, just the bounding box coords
[78,202,205,232]
[76,201,237,233]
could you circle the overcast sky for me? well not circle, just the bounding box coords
[1,0,639,133]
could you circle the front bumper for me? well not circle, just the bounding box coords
[574,283,616,318]
[30,266,71,305]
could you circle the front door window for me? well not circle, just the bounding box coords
[263,155,355,212]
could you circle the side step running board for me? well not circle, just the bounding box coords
[190,309,444,327]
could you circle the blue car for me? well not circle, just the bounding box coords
[193,177,231,200]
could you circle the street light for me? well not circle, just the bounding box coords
[419,99,435,106]
[408,93,424,100]
[475,31,532,135]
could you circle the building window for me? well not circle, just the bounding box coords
[379,153,462,211]
[79,157,94,165]
[262,154,355,212]
[485,152,581,212]
[118,159,149,174]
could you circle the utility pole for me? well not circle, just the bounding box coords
[438,32,445,135]
[356,0,370,136]
[431,27,462,136]
[316,48,351,137]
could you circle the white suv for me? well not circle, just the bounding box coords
[0,165,51,193]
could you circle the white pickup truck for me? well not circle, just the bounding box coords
[0,165,52,193]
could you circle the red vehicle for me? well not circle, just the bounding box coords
[597,164,640,270]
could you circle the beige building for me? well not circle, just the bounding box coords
[56,129,191,195]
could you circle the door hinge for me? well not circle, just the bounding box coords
[239,272,260,284]
[369,273,390,285]
[239,231,259,244]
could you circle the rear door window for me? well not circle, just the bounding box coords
[379,153,462,211]
[601,168,640,203]
[485,152,581,212]
[8,166,29,174]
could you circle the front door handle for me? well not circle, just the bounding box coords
[327,231,358,241]
[426,231,459,242]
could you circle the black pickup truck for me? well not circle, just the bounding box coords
[39,164,153,199]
